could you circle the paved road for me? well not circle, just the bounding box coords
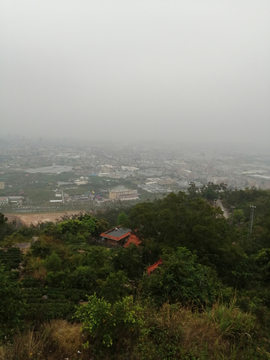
[216,199,230,219]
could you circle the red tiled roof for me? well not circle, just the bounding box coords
[123,234,141,248]
[100,227,131,242]
[147,259,163,275]
[100,232,131,241]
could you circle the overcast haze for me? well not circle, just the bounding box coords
[1,1,270,150]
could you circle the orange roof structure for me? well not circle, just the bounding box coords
[147,259,163,275]
[100,227,131,242]
[123,234,141,248]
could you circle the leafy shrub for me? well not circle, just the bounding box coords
[0,248,23,270]
[140,247,221,306]
[45,270,69,288]
[0,266,25,341]
[75,294,144,356]
[44,251,62,272]
[21,276,42,288]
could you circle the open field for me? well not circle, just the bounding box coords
[5,211,84,226]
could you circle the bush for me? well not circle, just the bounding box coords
[2,300,269,359]
[75,294,144,356]
[136,302,268,360]
[0,248,23,270]
[140,247,221,307]
[44,252,62,273]
[0,266,25,341]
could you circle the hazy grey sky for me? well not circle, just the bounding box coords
[1,1,270,149]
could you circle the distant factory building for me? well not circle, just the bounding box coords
[109,189,138,201]
[0,197,9,205]
[157,178,176,186]
[8,196,24,205]
[0,182,5,190]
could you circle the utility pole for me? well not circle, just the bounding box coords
[249,205,256,237]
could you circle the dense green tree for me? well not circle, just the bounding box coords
[0,213,15,241]
[201,183,221,201]
[79,247,112,270]
[45,270,70,288]
[187,182,199,200]
[69,266,98,292]
[127,192,243,279]
[44,251,62,273]
[112,245,144,280]
[100,271,130,303]
[92,218,110,237]
[140,247,221,306]
[255,248,270,285]
[44,214,109,241]
[117,211,128,226]
[232,209,245,223]
[0,265,25,340]
[75,294,143,353]
[96,208,130,227]
[31,240,52,258]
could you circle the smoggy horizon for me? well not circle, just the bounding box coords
[1,1,270,152]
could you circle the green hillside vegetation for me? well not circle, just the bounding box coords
[0,188,270,359]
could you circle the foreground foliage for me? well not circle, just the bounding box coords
[1,301,268,360]
[0,188,270,358]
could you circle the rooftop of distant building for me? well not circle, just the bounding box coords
[147,259,163,275]
[100,227,131,241]
[106,227,131,237]
[123,234,141,248]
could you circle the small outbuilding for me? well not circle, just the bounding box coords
[100,227,141,248]
[100,227,131,247]
[147,259,163,275]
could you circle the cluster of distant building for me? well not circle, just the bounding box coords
[0,196,24,206]
[109,189,138,201]
[48,188,139,205]
[138,177,176,193]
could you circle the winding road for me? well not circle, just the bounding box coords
[216,199,230,219]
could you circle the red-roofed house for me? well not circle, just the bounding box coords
[100,227,131,247]
[100,226,142,248]
[123,234,141,248]
[147,259,163,275]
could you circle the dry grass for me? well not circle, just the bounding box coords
[179,307,228,355]
[142,303,230,358]
[2,320,83,360]
[1,302,267,360]
[48,320,82,356]
[10,212,83,227]
[209,301,256,343]
[0,347,5,360]
[134,301,263,359]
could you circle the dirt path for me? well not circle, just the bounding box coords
[5,214,26,227]
[216,199,230,219]
[5,211,84,226]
